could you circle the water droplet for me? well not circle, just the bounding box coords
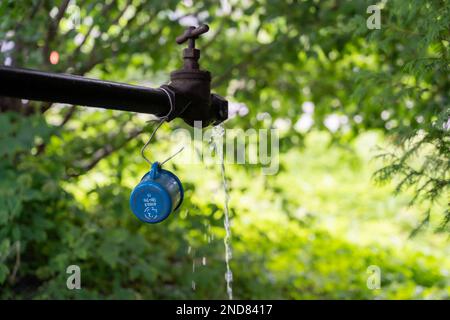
[225,270,233,282]
[212,124,225,137]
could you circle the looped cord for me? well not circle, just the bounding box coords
[141,87,184,166]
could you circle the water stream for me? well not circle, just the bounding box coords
[211,124,233,300]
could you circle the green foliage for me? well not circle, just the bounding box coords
[0,0,449,299]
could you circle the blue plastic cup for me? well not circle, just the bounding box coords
[129,162,184,223]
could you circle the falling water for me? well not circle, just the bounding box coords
[211,124,233,300]
[189,245,196,292]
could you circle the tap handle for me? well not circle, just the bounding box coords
[176,24,209,47]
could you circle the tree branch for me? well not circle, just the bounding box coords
[12,0,43,36]
[42,0,70,65]
[69,1,117,61]
[8,241,21,285]
[211,43,268,89]
[202,19,225,52]
[211,32,294,88]
[73,1,146,76]
[59,105,78,127]
[67,128,145,178]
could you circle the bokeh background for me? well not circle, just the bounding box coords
[0,0,449,299]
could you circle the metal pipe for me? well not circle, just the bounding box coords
[0,66,170,117]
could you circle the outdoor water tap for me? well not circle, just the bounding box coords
[168,24,228,127]
[0,25,227,128]
[176,24,209,70]
[129,25,228,223]
[0,23,229,225]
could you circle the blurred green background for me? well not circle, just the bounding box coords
[0,0,449,299]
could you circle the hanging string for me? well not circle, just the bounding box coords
[141,87,184,166]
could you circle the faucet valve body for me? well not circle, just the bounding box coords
[169,24,227,127]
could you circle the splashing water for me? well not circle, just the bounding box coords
[211,124,233,300]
